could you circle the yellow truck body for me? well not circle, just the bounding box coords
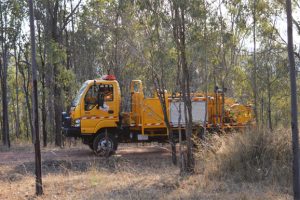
[62,75,254,155]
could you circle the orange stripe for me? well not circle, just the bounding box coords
[81,116,116,120]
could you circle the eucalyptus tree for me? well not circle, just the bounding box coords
[74,0,147,111]
[255,4,289,130]
[10,0,26,138]
[28,0,43,195]
[286,0,300,198]
[169,0,195,173]
[19,43,34,139]
[0,1,11,147]
[34,0,81,146]
[0,0,25,146]
[208,0,251,124]
[136,0,178,165]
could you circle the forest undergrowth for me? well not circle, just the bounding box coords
[196,127,292,188]
[0,128,293,200]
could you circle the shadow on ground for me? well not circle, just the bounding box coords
[0,149,175,183]
[88,179,178,200]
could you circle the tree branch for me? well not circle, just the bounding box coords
[60,0,82,32]
[293,17,300,34]
[294,51,300,60]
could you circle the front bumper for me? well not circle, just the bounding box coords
[62,127,81,137]
[62,112,81,137]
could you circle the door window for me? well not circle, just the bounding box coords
[99,84,114,101]
[84,84,114,111]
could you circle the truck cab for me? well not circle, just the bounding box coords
[62,75,121,155]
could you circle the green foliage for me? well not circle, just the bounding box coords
[0,0,297,142]
[57,68,76,90]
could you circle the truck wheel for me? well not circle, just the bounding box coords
[93,131,118,157]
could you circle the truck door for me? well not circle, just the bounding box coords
[81,83,117,134]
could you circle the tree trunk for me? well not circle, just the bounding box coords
[171,0,194,173]
[45,0,62,146]
[25,108,30,138]
[0,2,10,147]
[41,77,47,147]
[154,80,177,165]
[267,68,272,131]
[53,0,63,147]
[1,50,10,148]
[14,46,20,137]
[252,0,259,126]
[54,82,63,147]
[150,3,177,165]
[261,97,264,129]
[37,21,48,147]
[286,0,300,198]
[179,2,194,173]
[20,59,34,138]
[45,40,54,143]
[28,0,43,195]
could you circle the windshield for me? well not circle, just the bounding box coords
[71,81,89,107]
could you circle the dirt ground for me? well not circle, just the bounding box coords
[0,144,171,164]
[0,143,293,200]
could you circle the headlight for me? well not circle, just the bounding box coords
[73,119,81,127]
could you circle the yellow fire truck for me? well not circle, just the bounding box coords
[62,75,253,156]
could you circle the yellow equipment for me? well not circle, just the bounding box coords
[62,75,254,156]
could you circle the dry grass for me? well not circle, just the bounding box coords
[206,128,292,185]
[0,129,294,200]
[0,140,33,153]
[194,127,292,197]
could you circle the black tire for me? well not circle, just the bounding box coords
[93,130,118,157]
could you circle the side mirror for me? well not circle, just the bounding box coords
[98,93,104,108]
